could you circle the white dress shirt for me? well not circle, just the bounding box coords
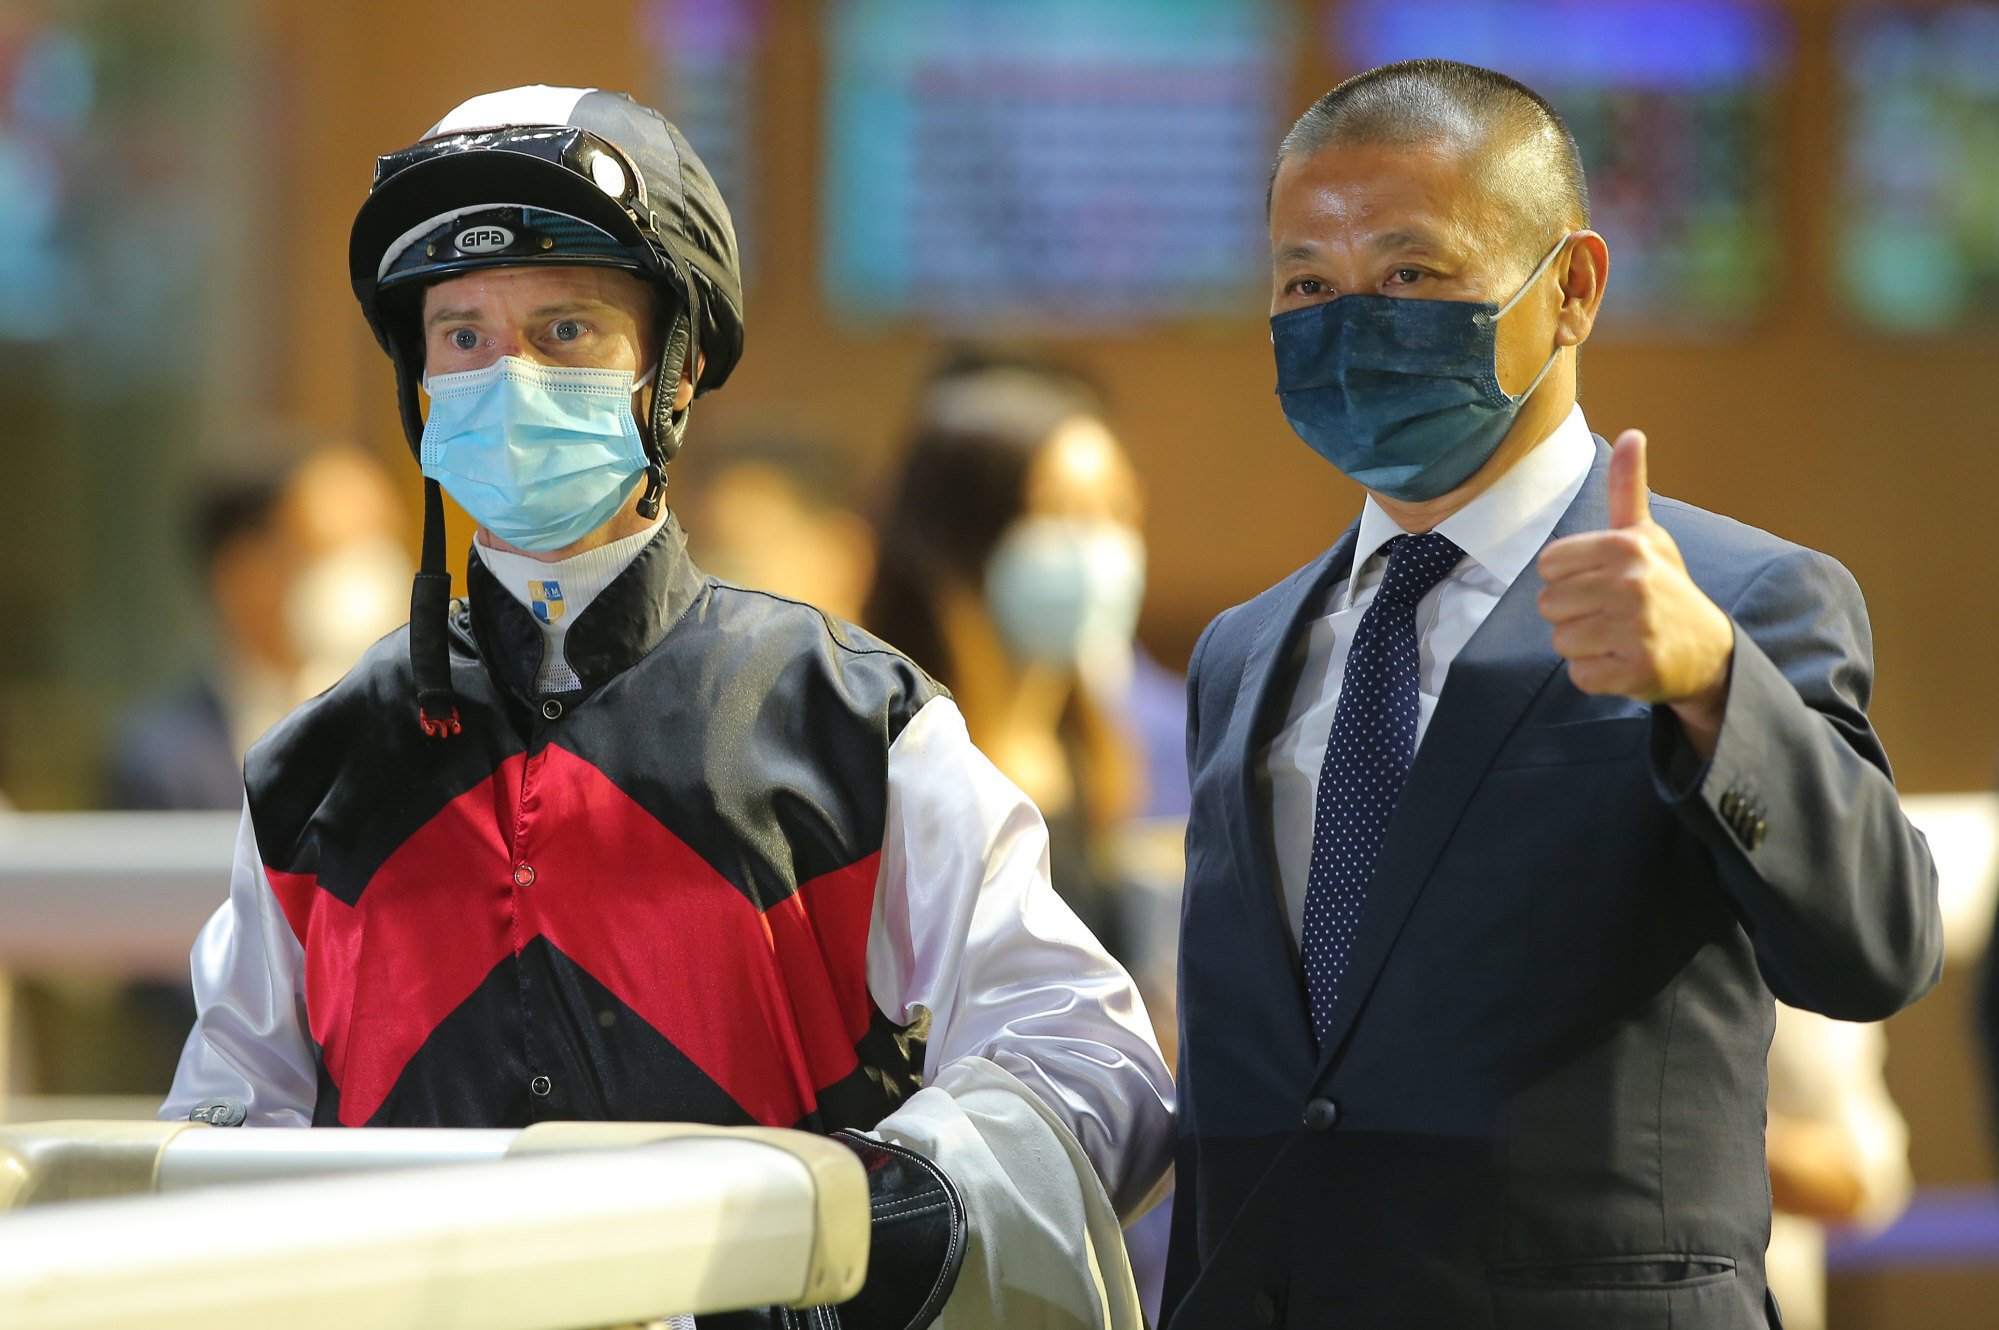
[1262,405,1598,940]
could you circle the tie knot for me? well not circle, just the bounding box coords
[1372,532,1463,612]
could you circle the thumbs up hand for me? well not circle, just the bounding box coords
[1536,430,1736,758]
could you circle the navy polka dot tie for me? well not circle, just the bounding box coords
[1302,532,1464,1048]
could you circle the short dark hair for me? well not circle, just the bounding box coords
[1272,59,1589,257]
[190,473,284,572]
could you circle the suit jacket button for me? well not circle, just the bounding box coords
[1254,1289,1277,1324]
[1719,789,1739,817]
[1302,1097,1340,1132]
[1749,818,1768,849]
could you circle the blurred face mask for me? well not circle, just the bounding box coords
[419,355,653,552]
[984,517,1146,674]
[286,535,416,698]
[1270,232,1572,503]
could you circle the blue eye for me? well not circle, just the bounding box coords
[553,319,584,342]
[449,328,478,351]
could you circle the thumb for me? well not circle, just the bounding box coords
[1608,429,1651,529]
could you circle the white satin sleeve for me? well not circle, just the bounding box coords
[158,801,318,1127]
[865,695,1175,1219]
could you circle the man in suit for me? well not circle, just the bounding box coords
[1165,59,1942,1330]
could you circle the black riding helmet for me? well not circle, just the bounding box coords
[347,86,744,736]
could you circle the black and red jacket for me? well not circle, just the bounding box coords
[246,516,940,1132]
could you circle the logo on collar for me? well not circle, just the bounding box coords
[529,580,566,625]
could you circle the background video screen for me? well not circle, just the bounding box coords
[644,0,764,275]
[1335,0,1790,331]
[822,0,1283,328]
[1836,5,1999,333]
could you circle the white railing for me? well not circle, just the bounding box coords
[0,811,239,975]
[0,1120,869,1330]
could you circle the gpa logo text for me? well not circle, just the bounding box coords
[455,225,514,255]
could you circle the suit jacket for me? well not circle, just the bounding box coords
[1164,443,1942,1330]
[108,675,242,811]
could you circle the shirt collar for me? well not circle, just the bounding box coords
[1339,403,1597,610]
[474,515,667,628]
[464,511,705,700]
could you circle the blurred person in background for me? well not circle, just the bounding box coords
[863,352,1188,1322]
[43,468,289,1097]
[1764,1003,1912,1330]
[164,85,1170,1329]
[1168,60,1940,1329]
[31,444,413,1100]
[109,443,410,812]
[675,430,877,624]
[865,355,1163,963]
[106,468,290,812]
[280,445,419,702]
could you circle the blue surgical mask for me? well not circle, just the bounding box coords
[985,517,1146,670]
[419,356,653,552]
[1271,233,1572,503]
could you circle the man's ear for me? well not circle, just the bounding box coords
[636,351,702,422]
[673,351,704,412]
[1555,231,1609,348]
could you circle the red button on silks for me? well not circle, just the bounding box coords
[513,864,536,888]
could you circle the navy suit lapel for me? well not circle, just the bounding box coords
[1223,523,1360,978]
[1311,441,1614,1077]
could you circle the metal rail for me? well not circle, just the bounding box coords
[0,811,238,974]
[0,1119,870,1330]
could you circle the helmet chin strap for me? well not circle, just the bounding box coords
[638,268,702,521]
[392,348,463,738]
